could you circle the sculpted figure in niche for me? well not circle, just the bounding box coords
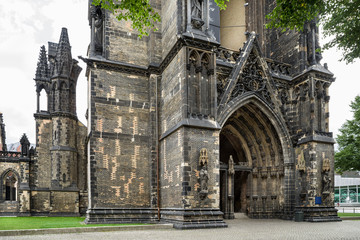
[200,167,209,192]
[322,171,331,193]
[191,0,203,19]
[199,148,209,200]
[228,155,235,175]
[91,4,103,54]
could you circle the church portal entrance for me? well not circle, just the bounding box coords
[219,102,285,219]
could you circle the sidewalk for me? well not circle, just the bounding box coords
[1,214,360,240]
[0,223,173,237]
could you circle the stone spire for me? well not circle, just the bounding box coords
[20,134,30,156]
[53,28,73,77]
[35,45,50,81]
[0,112,7,151]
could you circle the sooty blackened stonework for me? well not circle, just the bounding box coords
[80,0,339,228]
[0,0,339,227]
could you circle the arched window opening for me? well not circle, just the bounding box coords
[220,0,246,50]
[39,88,48,112]
[60,81,69,112]
[4,171,17,201]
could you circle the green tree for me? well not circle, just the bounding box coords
[94,0,360,63]
[91,0,161,38]
[91,0,229,38]
[266,0,360,64]
[334,96,360,174]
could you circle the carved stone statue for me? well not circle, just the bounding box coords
[191,0,202,19]
[200,166,209,192]
[322,171,331,193]
[228,155,235,175]
[190,0,204,29]
[199,148,209,200]
[91,4,104,54]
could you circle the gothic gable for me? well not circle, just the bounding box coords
[217,32,280,120]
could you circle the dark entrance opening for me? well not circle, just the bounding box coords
[219,103,285,219]
[220,132,251,219]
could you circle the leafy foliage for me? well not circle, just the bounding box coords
[92,0,160,38]
[266,0,360,63]
[93,0,360,63]
[266,0,325,32]
[214,0,229,10]
[92,0,230,38]
[335,96,360,174]
[322,0,360,63]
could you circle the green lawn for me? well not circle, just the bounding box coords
[338,213,360,217]
[0,217,145,230]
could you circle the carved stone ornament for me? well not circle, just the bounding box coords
[199,148,209,200]
[190,0,204,29]
[297,151,306,172]
[322,158,330,172]
[191,0,202,18]
[90,3,104,54]
[228,51,274,108]
[322,171,331,194]
[199,148,208,166]
[228,155,235,175]
[191,18,205,29]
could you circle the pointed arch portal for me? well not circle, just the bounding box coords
[219,101,287,219]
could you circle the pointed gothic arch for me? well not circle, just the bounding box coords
[36,84,49,112]
[219,96,294,219]
[1,169,19,202]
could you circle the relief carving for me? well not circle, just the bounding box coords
[322,171,331,194]
[322,158,330,172]
[199,148,209,200]
[90,3,104,55]
[190,0,204,29]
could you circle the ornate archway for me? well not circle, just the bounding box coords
[219,100,292,219]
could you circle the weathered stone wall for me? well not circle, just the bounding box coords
[51,191,79,213]
[32,118,52,188]
[245,0,304,75]
[87,68,151,209]
[30,191,50,213]
[183,128,220,209]
[77,122,88,214]
[160,49,185,134]
[295,142,334,207]
[161,0,179,59]
[104,13,149,67]
[160,129,183,209]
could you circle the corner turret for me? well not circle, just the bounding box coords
[0,113,6,151]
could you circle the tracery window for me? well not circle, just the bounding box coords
[4,171,17,201]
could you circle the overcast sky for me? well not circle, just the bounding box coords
[0,0,359,145]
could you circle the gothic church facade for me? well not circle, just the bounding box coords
[0,0,339,228]
[82,0,339,228]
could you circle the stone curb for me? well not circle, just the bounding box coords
[0,224,174,236]
[340,217,360,220]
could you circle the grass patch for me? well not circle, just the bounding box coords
[0,217,146,230]
[338,213,360,217]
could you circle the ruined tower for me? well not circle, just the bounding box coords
[32,28,88,215]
